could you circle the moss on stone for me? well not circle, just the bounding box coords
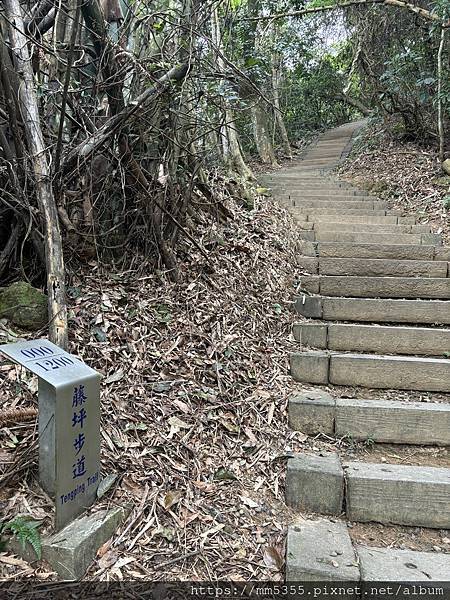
[0,281,47,330]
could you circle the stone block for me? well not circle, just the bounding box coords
[345,461,450,528]
[294,295,323,319]
[316,232,423,245]
[290,351,330,384]
[322,298,450,325]
[327,323,450,356]
[319,276,450,299]
[296,257,319,273]
[296,240,317,257]
[357,545,450,582]
[293,323,328,348]
[299,275,320,294]
[286,453,344,515]
[335,398,450,446]
[289,391,335,434]
[318,258,447,278]
[330,353,450,392]
[318,242,435,260]
[314,223,416,234]
[421,233,442,245]
[298,230,316,241]
[43,507,126,579]
[286,520,360,582]
[435,247,450,261]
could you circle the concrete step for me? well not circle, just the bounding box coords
[295,296,450,325]
[357,546,450,584]
[286,520,359,582]
[302,231,441,245]
[312,222,431,234]
[296,257,449,277]
[293,208,395,217]
[286,453,450,528]
[273,180,357,189]
[299,275,450,298]
[299,160,338,166]
[345,460,450,528]
[303,215,413,225]
[289,390,450,445]
[286,520,450,583]
[287,194,377,202]
[316,241,439,260]
[290,351,450,392]
[293,323,450,356]
[291,200,387,209]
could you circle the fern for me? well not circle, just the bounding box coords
[1,516,42,559]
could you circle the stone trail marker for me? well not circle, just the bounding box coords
[0,339,101,530]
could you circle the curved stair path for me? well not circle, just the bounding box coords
[262,122,450,585]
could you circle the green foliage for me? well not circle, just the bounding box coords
[443,196,450,210]
[1,517,42,559]
[347,8,449,142]
[306,0,336,8]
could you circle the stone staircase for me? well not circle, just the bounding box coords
[261,122,450,584]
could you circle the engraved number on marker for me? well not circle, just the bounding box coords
[36,356,74,371]
[20,345,54,359]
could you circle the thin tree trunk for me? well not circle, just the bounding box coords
[211,4,253,180]
[336,92,372,116]
[252,100,278,166]
[5,0,68,348]
[272,62,292,158]
[437,25,446,162]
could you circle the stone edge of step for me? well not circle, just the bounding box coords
[285,451,450,528]
[288,390,450,446]
[289,350,450,392]
[285,519,450,583]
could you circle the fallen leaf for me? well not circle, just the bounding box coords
[214,467,237,481]
[267,402,275,425]
[97,539,112,558]
[200,523,225,538]
[105,370,124,384]
[192,480,215,493]
[97,473,118,499]
[98,550,119,570]
[263,546,283,571]
[163,490,182,510]
[154,526,176,541]
[240,496,259,508]
[167,416,189,438]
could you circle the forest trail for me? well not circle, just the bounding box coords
[262,122,450,583]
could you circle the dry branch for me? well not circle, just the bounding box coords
[62,63,190,176]
[240,0,448,26]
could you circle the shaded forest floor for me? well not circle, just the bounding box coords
[1,123,449,581]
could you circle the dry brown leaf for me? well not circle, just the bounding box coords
[263,546,283,571]
[163,490,183,510]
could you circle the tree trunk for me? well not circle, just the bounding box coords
[4,0,68,348]
[272,62,292,158]
[437,26,446,162]
[211,4,253,180]
[252,100,278,166]
[336,92,372,116]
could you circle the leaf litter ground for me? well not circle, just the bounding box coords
[0,184,307,581]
